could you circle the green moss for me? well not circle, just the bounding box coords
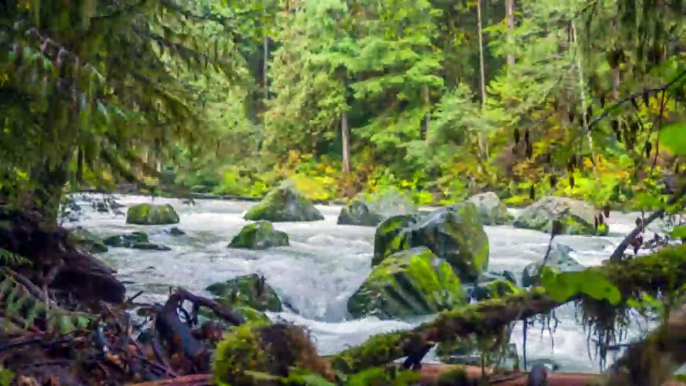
[244,181,324,222]
[213,324,333,385]
[348,247,466,319]
[126,203,180,225]
[435,366,471,386]
[207,273,283,312]
[372,204,489,282]
[213,324,267,385]
[229,221,290,250]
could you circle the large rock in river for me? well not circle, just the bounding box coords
[520,243,583,287]
[337,189,415,227]
[467,192,510,225]
[70,226,108,254]
[372,203,489,282]
[126,203,180,225]
[513,196,606,236]
[206,273,283,312]
[347,247,466,319]
[103,231,171,251]
[244,181,324,222]
[229,221,289,250]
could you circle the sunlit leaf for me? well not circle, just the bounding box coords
[660,123,686,155]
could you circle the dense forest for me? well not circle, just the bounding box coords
[1,0,686,385]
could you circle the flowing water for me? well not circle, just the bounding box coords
[65,193,669,374]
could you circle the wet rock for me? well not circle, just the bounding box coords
[347,247,467,319]
[521,243,583,287]
[69,227,108,254]
[337,189,415,227]
[103,231,171,251]
[206,273,283,312]
[244,180,324,222]
[168,227,186,236]
[372,203,489,282]
[528,358,561,372]
[126,203,180,225]
[467,192,510,225]
[466,271,520,301]
[228,221,289,250]
[513,196,606,236]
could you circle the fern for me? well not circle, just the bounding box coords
[0,268,94,334]
[0,249,31,268]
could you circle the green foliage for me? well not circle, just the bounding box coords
[540,266,621,305]
[0,367,13,386]
[661,122,686,155]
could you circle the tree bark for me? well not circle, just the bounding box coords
[341,110,351,173]
[571,21,600,182]
[506,0,515,67]
[476,0,488,159]
[423,85,430,141]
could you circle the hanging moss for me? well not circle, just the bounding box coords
[334,244,686,374]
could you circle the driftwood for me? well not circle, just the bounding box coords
[609,177,686,262]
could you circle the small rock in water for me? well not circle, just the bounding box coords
[168,227,186,236]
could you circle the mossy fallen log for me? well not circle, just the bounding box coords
[332,243,686,373]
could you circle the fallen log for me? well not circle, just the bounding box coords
[418,364,686,385]
[332,243,686,373]
[127,365,686,386]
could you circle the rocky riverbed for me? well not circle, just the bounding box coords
[63,192,671,374]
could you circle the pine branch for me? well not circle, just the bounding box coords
[586,68,686,132]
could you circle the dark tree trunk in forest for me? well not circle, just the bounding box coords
[506,0,515,67]
[31,156,70,224]
[341,110,350,173]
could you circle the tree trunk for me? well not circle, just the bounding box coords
[571,21,600,182]
[423,85,430,141]
[476,0,488,160]
[341,110,350,173]
[506,0,515,67]
[31,156,71,225]
[263,0,269,101]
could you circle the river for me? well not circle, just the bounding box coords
[64,193,667,374]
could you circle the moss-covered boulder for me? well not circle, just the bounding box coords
[244,181,324,222]
[347,247,466,319]
[70,227,108,254]
[467,192,510,225]
[466,271,519,301]
[229,221,289,250]
[213,324,335,385]
[103,231,171,251]
[513,196,606,236]
[521,243,583,287]
[126,203,180,225]
[372,203,489,282]
[198,304,272,329]
[337,189,415,227]
[206,273,283,312]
